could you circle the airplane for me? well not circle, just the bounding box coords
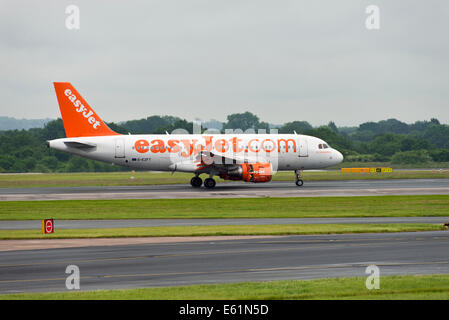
[47,82,344,188]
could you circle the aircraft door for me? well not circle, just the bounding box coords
[115,138,125,158]
[298,137,308,157]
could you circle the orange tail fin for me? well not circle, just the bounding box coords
[53,82,120,138]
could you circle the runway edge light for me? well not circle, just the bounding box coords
[42,219,54,234]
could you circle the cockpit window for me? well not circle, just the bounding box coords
[323,144,328,149]
[318,144,323,149]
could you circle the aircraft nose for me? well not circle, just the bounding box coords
[335,150,344,164]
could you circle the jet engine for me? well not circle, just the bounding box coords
[220,163,272,183]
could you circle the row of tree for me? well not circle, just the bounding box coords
[0,113,448,173]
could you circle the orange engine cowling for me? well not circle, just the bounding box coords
[221,163,272,183]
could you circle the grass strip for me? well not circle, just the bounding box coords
[1,195,449,220]
[0,223,443,240]
[1,274,449,300]
[0,170,448,188]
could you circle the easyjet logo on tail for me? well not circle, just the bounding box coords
[64,89,101,129]
[54,82,119,138]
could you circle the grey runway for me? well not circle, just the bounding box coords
[1,178,449,201]
[2,217,449,230]
[0,231,448,294]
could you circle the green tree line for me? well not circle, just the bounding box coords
[0,113,448,173]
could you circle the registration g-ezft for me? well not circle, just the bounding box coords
[223,304,268,316]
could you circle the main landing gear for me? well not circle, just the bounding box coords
[190,176,202,188]
[295,169,304,187]
[190,175,216,189]
[204,177,216,189]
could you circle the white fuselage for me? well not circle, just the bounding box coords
[48,133,343,173]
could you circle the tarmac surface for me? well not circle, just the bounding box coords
[1,178,448,294]
[1,178,449,201]
[1,217,449,230]
[0,231,448,294]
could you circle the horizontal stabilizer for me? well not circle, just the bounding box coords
[63,140,97,149]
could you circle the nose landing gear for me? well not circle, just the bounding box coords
[295,169,304,187]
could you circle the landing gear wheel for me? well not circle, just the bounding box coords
[294,169,304,187]
[190,176,203,188]
[204,178,216,189]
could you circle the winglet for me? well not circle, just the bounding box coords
[53,82,120,138]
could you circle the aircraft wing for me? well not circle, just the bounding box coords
[169,151,273,173]
[194,151,267,172]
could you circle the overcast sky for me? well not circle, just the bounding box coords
[1,0,448,126]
